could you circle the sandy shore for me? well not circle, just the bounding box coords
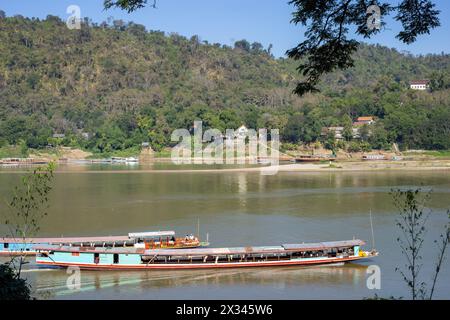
[276,160,450,172]
[2,160,450,174]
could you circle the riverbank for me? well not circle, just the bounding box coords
[1,159,450,174]
[277,160,450,172]
[2,145,450,173]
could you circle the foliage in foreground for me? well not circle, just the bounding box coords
[0,264,31,300]
[287,0,440,95]
[0,163,55,299]
[391,188,449,300]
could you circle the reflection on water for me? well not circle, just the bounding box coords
[0,162,264,173]
[26,263,369,299]
[0,169,449,299]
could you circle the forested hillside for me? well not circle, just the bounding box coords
[0,13,449,154]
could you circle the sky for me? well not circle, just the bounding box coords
[0,0,449,57]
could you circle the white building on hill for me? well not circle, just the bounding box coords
[409,80,429,90]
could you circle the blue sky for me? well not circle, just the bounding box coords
[0,0,449,57]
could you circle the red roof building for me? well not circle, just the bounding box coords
[353,116,375,126]
[409,80,429,90]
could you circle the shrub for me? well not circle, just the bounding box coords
[360,141,372,152]
[0,264,31,300]
[347,141,361,153]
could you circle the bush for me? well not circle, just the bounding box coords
[0,144,26,158]
[0,264,31,300]
[281,142,298,151]
[336,140,346,150]
[360,141,372,152]
[347,141,361,153]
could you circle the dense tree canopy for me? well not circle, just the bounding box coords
[0,14,449,154]
[100,0,442,97]
[287,0,440,95]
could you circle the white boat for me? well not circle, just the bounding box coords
[111,157,139,164]
[111,157,127,163]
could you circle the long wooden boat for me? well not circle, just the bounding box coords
[34,239,378,270]
[362,154,387,160]
[0,157,48,166]
[294,155,336,163]
[0,231,206,256]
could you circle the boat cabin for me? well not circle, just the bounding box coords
[128,231,201,249]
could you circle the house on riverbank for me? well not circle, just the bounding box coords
[409,80,430,90]
[353,116,375,126]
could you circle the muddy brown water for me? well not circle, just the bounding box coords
[0,164,449,299]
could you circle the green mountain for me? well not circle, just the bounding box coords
[0,14,449,153]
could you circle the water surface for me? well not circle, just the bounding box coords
[0,168,449,299]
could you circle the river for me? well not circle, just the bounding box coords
[1,164,449,299]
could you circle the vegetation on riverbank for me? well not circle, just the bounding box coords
[419,150,450,158]
[0,144,28,158]
[85,146,141,159]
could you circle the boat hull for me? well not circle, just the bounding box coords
[36,255,372,270]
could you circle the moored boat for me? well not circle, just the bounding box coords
[362,154,387,160]
[294,155,336,162]
[125,157,139,163]
[0,157,48,166]
[110,157,139,164]
[34,239,378,270]
[0,231,206,256]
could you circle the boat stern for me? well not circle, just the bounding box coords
[358,249,379,259]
